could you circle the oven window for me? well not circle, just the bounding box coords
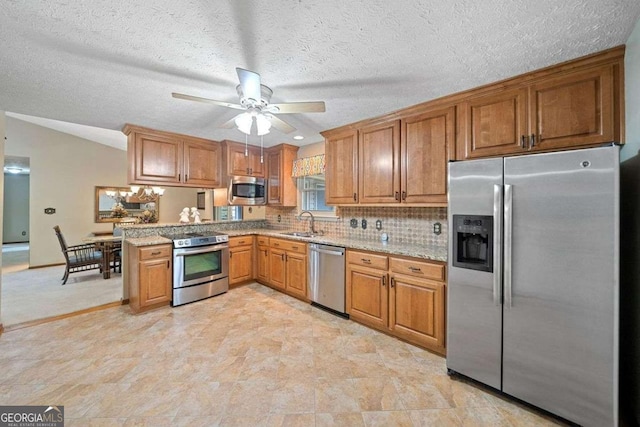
[183,251,222,281]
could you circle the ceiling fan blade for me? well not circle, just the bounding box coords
[219,114,242,129]
[236,68,261,102]
[172,92,244,110]
[268,101,326,114]
[268,115,296,134]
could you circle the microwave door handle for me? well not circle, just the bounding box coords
[174,245,229,256]
[493,184,503,306]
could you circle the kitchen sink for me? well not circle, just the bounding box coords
[280,231,314,237]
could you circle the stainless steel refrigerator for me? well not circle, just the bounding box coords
[447,146,619,427]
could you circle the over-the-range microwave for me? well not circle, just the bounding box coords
[228,175,267,205]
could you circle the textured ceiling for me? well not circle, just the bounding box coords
[1,1,639,149]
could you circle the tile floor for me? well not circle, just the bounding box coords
[0,283,564,426]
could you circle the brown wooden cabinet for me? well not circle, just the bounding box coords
[256,236,270,283]
[123,124,222,188]
[457,62,621,159]
[222,140,265,177]
[324,112,451,206]
[528,65,614,151]
[229,236,254,286]
[359,120,401,203]
[263,238,307,300]
[457,88,528,159]
[268,247,286,291]
[402,107,454,204]
[127,243,173,313]
[324,129,359,204]
[346,249,446,355]
[388,257,446,354]
[266,144,299,206]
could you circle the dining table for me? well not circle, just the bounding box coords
[82,234,123,279]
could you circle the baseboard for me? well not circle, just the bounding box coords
[0,323,4,336]
[3,301,122,333]
[121,298,129,305]
[29,262,65,269]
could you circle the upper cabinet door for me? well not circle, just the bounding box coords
[183,138,221,188]
[325,130,359,204]
[529,65,614,151]
[358,120,401,204]
[249,146,265,177]
[227,143,252,176]
[457,88,529,160]
[402,107,454,204]
[130,131,182,184]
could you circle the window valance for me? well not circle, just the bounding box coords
[292,154,325,177]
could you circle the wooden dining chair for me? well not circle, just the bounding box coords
[53,225,103,284]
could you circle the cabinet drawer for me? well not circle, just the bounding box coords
[229,236,253,248]
[347,250,388,270]
[389,257,445,282]
[271,238,306,254]
[256,236,270,247]
[139,245,172,261]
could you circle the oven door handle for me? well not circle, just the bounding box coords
[174,245,229,256]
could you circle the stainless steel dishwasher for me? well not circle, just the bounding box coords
[308,243,347,316]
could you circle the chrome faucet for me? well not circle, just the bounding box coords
[297,210,317,234]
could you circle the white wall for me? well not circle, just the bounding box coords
[622,21,640,161]
[3,173,29,243]
[297,141,324,158]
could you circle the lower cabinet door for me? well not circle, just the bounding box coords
[229,246,253,285]
[285,252,307,299]
[346,265,388,330]
[256,246,269,283]
[268,248,286,290]
[389,273,445,354]
[140,258,172,306]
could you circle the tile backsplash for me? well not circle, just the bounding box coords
[266,206,448,249]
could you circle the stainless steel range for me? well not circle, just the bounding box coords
[163,231,229,306]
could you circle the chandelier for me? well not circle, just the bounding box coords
[130,185,165,202]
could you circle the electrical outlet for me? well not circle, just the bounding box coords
[277,214,282,223]
[361,219,367,229]
[350,218,358,228]
[433,222,442,235]
[375,219,382,230]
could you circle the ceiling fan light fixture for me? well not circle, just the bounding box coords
[256,113,272,136]
[235,112,253,135]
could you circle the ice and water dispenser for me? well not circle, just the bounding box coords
[452,215,493,272]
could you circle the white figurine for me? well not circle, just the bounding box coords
[190,207,201,224]
[179,207,191,223]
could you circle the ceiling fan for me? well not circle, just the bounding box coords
[172,68,326,135]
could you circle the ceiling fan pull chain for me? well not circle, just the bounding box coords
[260,136,264,163]
[245,134,248,156]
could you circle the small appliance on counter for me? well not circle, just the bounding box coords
[161,231,230,306]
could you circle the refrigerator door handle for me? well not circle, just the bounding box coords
[504,184,513,308]
[493,184,503,306]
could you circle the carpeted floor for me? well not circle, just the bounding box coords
[1,244,123,326]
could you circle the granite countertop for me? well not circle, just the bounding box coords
[124,227,447,261]
[125,236,173,247]
[226,228,447,262]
